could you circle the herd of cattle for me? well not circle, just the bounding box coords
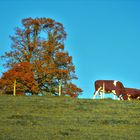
[93,80,140,100]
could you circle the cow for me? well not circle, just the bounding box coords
[93,80,125,100]
[123,88,140,100]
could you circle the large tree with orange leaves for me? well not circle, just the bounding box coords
[1,17,82,97]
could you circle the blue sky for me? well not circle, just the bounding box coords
[0,0,140,98]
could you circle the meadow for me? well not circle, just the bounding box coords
[0,95,139,140]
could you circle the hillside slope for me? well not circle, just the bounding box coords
[0,96,139,140]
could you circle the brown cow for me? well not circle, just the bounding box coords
[93,80,125,100]
[123,88,140,100]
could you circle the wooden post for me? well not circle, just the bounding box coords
[13,79,16,96]
[58,80,62,96]
[102,83,105,99]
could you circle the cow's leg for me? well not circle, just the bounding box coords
[93,86,102,99]
[93,91,97,99]
[120,95,124,100]
[118,94,123,100]
[99,91,103,99]
[137,96,140,100]
[127,94,131,100]
[113,90,123,100]
[112,90,116,100]
[114,94,116,100]
[101,92,103,99]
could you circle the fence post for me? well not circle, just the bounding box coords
[13,79,16,96]
[58,80,62,96]
[102,82,105,99]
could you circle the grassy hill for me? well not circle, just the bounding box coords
[0,96,139,140]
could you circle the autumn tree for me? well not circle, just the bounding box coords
[1,17,82,97]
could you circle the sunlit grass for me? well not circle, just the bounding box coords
[0,96,139,140]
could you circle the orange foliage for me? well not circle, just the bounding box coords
[1,17,82,97]
[0,62,38,94]
[62,83,83,97]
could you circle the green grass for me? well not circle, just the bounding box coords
[0,96,139,140]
